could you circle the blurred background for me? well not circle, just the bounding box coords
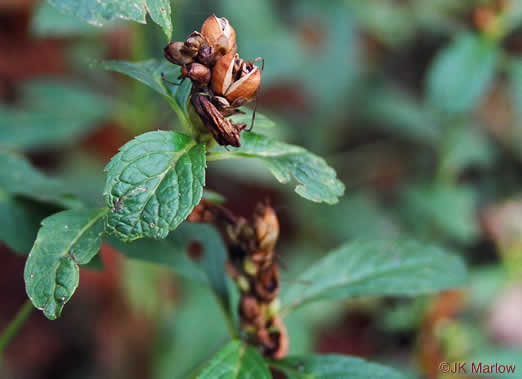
[1,0,522,378]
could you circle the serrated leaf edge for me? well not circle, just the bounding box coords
[25,208,108,319]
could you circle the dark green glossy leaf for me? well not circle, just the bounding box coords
[47,0,173,39]
[104,131,206,241]
[211,133,344,204]
[24,208,107,319]
[194,340,271,379]
[282,240,467,313]
[271,354,405,379]
[427,33,498,113]
[0,80,110,150]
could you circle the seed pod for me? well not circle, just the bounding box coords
[190,94,246,147]
[212,52,261,103]
[255,264,280,301]
[240,296,260,321]
[270,316,289,359]
[197,46,216,66]
[184,32,206,54]
[201,15,237,55]
[254,204,279,251]
[164,41,194,65]
[181,63,211,87]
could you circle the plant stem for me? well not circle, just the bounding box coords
[166,98,194,136]
[0,300,33,356]
[206,152,236,162]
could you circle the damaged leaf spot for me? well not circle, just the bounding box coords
[187,240,204,261]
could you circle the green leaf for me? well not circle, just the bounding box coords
[426,33,498,113]
[104,131,206,242]
[210,133,344,204]
[271,354,405,379]
[154,282,229,379]
[202,189,225,204]
[439,124,497,176]
[101,59,179,98]
[101,59,192,127]
[0,193,51,254]
[296,192,399,242]
[0,151,77,207]
[0,151,81,254]
[230,110,275,128]
[24,208,107,320]
[229,109,276,131]
[145,0,173,40]
[106,223,229,308]
[194,340,271,379]
[281,240,467,313]
[83,253,104,271]
[361,85,440,144]
[403,184,479,244]
[509,58,522,119]
[0,80,110,150]
[32,2,101,36]
[47,0,173,39]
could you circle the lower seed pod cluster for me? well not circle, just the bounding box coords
[188,200,289,359]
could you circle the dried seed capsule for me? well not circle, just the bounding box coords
[164,41,194,65]
[212,52,261,103]
[254,204,279,250]
[255,264,280,301]
[240,296,260,321]
[201,14,237,55]
[181,63,211,87]
[269,316,289,359]
[184,32,206,54]
[190,94,246,147]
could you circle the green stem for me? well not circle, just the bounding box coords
[0,300,33,356]
[206,152,236,162]
[166,98,193,136]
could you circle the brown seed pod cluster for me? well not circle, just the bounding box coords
[188,200,289,359]
[164,15,263,147]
